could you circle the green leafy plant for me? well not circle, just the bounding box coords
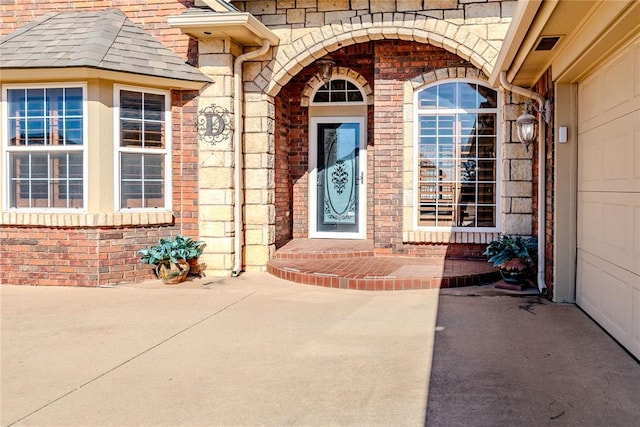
[137,235,206,266]
[483,235,537,271]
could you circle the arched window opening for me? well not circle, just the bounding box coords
[312,79,364,104]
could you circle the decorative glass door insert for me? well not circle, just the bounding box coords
[310,118,365,238]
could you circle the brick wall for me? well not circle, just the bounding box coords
[373,41,466,253]
[0,89,200,286]
[0,0,197,64]
[275,40,492,258]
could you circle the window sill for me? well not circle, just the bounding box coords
[403,231,500,244]
[0,211,174,227]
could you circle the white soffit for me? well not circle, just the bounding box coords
[490,0,639,87]
[168,11,279,47]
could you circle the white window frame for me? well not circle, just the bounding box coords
[114,84,172,212]
[2,82,88,212]
[413,78,501,232]
[309,76,367,107]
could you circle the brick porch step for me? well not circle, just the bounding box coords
[268,239,499,291]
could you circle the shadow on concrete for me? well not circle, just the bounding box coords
[424,291,640,426]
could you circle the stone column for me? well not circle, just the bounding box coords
[198,38,241,276]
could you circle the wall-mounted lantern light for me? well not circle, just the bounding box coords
[516,100,551,150]
[316,56,336,84]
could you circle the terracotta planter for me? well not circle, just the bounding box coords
[499,258,531,284]
[155,260,190,285]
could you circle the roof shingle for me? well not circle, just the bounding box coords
[0,9,210,83]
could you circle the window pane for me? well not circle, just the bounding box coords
[144,93,164,121]
[65,87,84,116]
[330,80,345,90]
[477,160,496,181]
[26,89,45,116]
[144,154,164,180]
[313,91,330,103]
[8,89,26,117]
[121,153,142,179]
[437,83,456,109]
[121,181,143,208]
[418,86,438,109]
[332,91,346,102]
[144,122,164,148]
[347,91,364,102]
[46,88,64,116]
[8,118,25,145]
[25,118,46,145]
[478,137,496,158]
[459,83,478,109]
[478,86,497,109]
[63,118,83,145]
[121,120,142,147]
[120,90,143,119]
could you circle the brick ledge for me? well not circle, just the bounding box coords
[1,211,174,227]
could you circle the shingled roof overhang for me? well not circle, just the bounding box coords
[168,9,279,46]
[0,9,211,90]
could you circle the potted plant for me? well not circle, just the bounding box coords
[137,235,205,284]
[483,235,537,284]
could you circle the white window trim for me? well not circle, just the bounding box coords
[2,82,88,213]
[113,84,172,212]
[309,76,367,107]
[412,78,502,233]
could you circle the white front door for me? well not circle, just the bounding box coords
[309,117,366,239]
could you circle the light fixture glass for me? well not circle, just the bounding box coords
[516,103,538,150]
[316,56,336,84]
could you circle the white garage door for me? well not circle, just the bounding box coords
[576,36,640,359]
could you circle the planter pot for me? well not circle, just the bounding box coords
[156,260,190,285]
[498,258,533,284]
[499,268,530,284]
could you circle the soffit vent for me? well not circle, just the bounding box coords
[535,36,562,51]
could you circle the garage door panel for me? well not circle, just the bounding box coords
[579,111,640,193]
[578,192,640,276]
[577,250,639,355]
[576,250,602,312]
[576,193,601,250]
[579,41,640,133]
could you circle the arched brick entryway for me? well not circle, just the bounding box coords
[262,12,499,98]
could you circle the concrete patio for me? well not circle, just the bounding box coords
[2,272,638,426]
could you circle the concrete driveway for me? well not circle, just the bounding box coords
[1,273,639,426]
